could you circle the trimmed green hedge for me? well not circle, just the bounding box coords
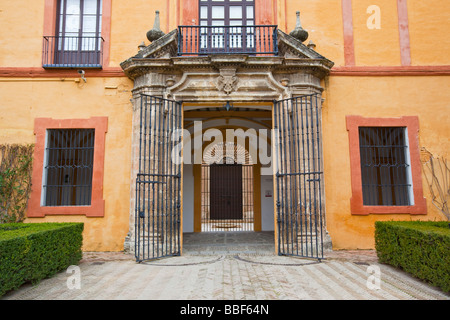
[0,222,84,297]
[375,221,450,293]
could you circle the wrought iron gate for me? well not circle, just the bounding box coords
[135,95,182,262]
[274,94,325,260]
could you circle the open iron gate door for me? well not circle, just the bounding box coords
[274,94,325,261]
[135,95,182,262]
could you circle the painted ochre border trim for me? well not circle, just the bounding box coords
[342,0,355,66]
[341,0,413,68]
[397,0,412,66]
[2,65,450,78]
[331,65,450,76]
[346,115,427,215]
[28,117,108,218]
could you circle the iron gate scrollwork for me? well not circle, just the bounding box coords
[135,95,182,262]
[274,94,325,260]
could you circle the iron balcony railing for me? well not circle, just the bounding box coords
[178,25,278,56]
[43,36,104,68]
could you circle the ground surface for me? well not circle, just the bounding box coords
[2,232,449,300]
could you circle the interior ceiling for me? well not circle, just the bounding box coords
[183,105,272,112]
[187,107,257,112]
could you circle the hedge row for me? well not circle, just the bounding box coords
[375,221,450,293]
[0,222,84,297]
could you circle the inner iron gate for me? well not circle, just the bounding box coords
[274,94,325,261]
[135,95,182,262]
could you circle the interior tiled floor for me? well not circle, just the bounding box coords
[182,231,276,255]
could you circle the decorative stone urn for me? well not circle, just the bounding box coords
[289,11,309,43]
[147,11,165,42]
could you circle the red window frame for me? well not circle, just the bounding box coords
[346,115,427,215]
[28,117,108,217]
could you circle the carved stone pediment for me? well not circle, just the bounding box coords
[120,28,334,101]
[277,30,332,63]
[120,29,178,71]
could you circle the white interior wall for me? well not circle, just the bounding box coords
[182,163,275,232]
[182,164,195,233]
[182,114,275,233]
[261,174,274,231]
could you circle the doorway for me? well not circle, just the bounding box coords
[201,163,256,232]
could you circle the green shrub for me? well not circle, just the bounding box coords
[0,222,84,297]
[375,221,450,293]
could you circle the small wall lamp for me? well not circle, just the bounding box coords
[223,101,234,111]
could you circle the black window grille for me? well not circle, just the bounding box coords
[359,127,413,206]
[43,129,95,206]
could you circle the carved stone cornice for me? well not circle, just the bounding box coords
[120,28,335,101]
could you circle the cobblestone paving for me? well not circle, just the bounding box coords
[2,232,449,300]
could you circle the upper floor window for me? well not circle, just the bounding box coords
[43,0,104,68]
[198,0,256,52]
[199,0,254,27]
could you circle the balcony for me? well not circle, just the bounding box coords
[42,36,104,68]
[178,25,278,56]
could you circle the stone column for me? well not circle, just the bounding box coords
[124,71,167,254]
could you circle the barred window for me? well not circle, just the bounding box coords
[43,129,95,206]
[358,127,413,206]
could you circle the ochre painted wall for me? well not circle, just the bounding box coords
[0,77,134,251]
[0,0,449,251]
[0,0,45,68]
[2,0,450,68]
[408,0,450,66]
[284,0,345,67]
[322,75,450,249]
[352,0,401,66]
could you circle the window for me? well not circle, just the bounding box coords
[43,0,105,68]
[199,0,254,26]
[358,127,412,206]
[28,117,107,217]
[346,116,427,215]
[56,0,102,65]
[199,0,255,52]
[43,129,95,206]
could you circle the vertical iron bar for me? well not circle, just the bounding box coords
[273,101,281,254]
[305,96,313,257]
[315,94,324,258]
[311,94,319,258]
[281,99,289,254]
[300,96,309,257]
[287,99,295,255]
[292,97,301,256]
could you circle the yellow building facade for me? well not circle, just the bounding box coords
[0,0,448,256]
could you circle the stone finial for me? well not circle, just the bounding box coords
[289,11,308,43]
[307,40,316,50]
[146,11,165,42]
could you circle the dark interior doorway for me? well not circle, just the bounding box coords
[210,164,243,220]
